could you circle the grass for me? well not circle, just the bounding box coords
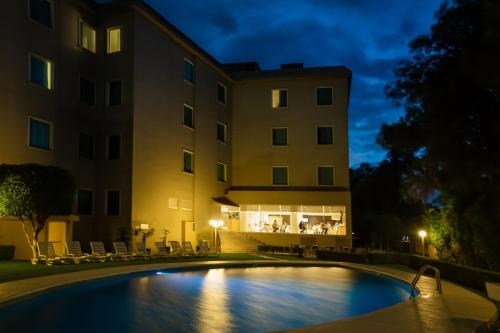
[0,253,266,284]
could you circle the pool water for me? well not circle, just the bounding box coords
[0,266,411,333]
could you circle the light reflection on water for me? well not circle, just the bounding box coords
[0,266,411,333]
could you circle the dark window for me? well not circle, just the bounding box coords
[183,105,194,128]
[79,78,95,106]
[272,89,287,108]
[272,167,288,185]
[217,83,226,104]
[183,150,193,173]
[272,128,288,146]
[107,135,121,160]
[217,123,227,143]
[317,87,333,105]
[106,190,120,216]
[184,60,194,83]
[217,162,226,182]
[29,118,50,150]
[79,133,94,159]
[30,54,52,89]
[318,167,334,185]
[29,0,52,28]
[108,80,122,106]
[317,127,333,145]
[77,189,93,215]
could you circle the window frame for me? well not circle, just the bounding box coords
[106,79,123,107]
[271,127,288,147]
[79,76,96,106]
[217,82,227,105]
[77,188,94,216]
[28,52,54,91]
[105,189,121,216]
[106,134,121,160]
[217,121,227,144]
[183,103,194,130]
[78,18,96,54]
[272,166,289,186]
[271,88,288,109]
[316,86,334,106]
[184,58,195,85]
[27,116,53,151]
[106,26,122,54]
[317,165,335,186]
[216,161,227,183]
[316,125,334,145]
[28,0,54,29]
[182,149,194,174]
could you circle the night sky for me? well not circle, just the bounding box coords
[143,0,442,166]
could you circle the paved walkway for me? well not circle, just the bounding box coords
[0,260,497,332]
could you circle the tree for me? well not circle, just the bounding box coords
[380,0,500,268]
[0,164,76,264]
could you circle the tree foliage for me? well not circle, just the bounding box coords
[379,0,500,269]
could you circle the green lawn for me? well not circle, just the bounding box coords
[0,253,266,283]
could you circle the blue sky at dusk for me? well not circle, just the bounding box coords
[144,0,443,166]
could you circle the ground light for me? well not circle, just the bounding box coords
[418,230,427,256]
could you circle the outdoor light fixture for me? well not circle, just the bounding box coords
[140,223,150,230]
[209,219,224,254]
[419,230,427,256]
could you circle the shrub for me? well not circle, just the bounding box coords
[0,245,15,260]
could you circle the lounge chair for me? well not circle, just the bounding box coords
[134,242,152,260]
[65,241,92,263]
[112,242,133,261]
[183,241,197,256]
[90,241,114,262]
[169,241,183,256]
[199,242,219,257]
[154,242,172,258]
[37,241,67,266]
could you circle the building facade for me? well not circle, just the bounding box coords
[0,0,351,257]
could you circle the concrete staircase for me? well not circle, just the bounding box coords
[219,231,264,253]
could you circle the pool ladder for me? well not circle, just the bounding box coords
[409,264,442,299]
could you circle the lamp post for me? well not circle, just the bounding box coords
[209,219,224,254]
[418,230,427,256]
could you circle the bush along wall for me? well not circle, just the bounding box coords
[0,245,15,260]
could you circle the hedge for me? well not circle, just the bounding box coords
[0,245,15,260]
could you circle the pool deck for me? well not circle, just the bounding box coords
[0,260,497,332]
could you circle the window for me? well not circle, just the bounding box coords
[107,135,121,160]
[318,166,334,186]
[106,190,120,216]
[272,167,288,185]
[107,80,122,106]
[29,0,52,28]
[183,150,193,174]
[217,162,227,182]
[30,53,53,90]
[217,122,227,143]
[272,128,288,146]
[184,59,194,84]
[79,20,96,53]
[29,117,51,150]
[316,87,333,105]
[272,89,287,108]
[107,27,122,54]
[183,104,194,129]
[217,83,226,104]
[77,189,93,215]
[317,126,334,145]
[78,133,94,159]
[79,78,95,106]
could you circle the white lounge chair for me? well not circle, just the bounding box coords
[37,241,67,266]
[65,241,92,263]
[169,241,183,256]
[183,241,197,256]
[90,241,114,262]
[112,242,133,261]
[199,242,219,257]
[134,242,151,260]
[154,241,171,258]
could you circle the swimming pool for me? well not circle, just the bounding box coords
[0,266,412,333]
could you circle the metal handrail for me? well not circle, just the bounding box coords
[409,264,442,299]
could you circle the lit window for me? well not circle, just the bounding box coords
[107,135,121,160]
[217,162,227,182]
[79,133,94,159]
[183,150,193,174]
[317,87,333,105]
[77,189,93,215]
[217,122,227,143]
[273,167,288,185]
[106,190,120,216]
[317,126,334,145]
[29,117,51,150]
[107,80,122,106]
[30,53,53,90]
[272,89,287,108]
[79,20,96,53]
[29,0,52,28]
[107,27,122,54]
[79,78,95,106]
[318,166,334,185]
[184,59,194,83]
[183,104,194,129]
[217,83,226,104]
[272,128,288,146]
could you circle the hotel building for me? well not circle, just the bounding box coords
[0,0,352,258]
